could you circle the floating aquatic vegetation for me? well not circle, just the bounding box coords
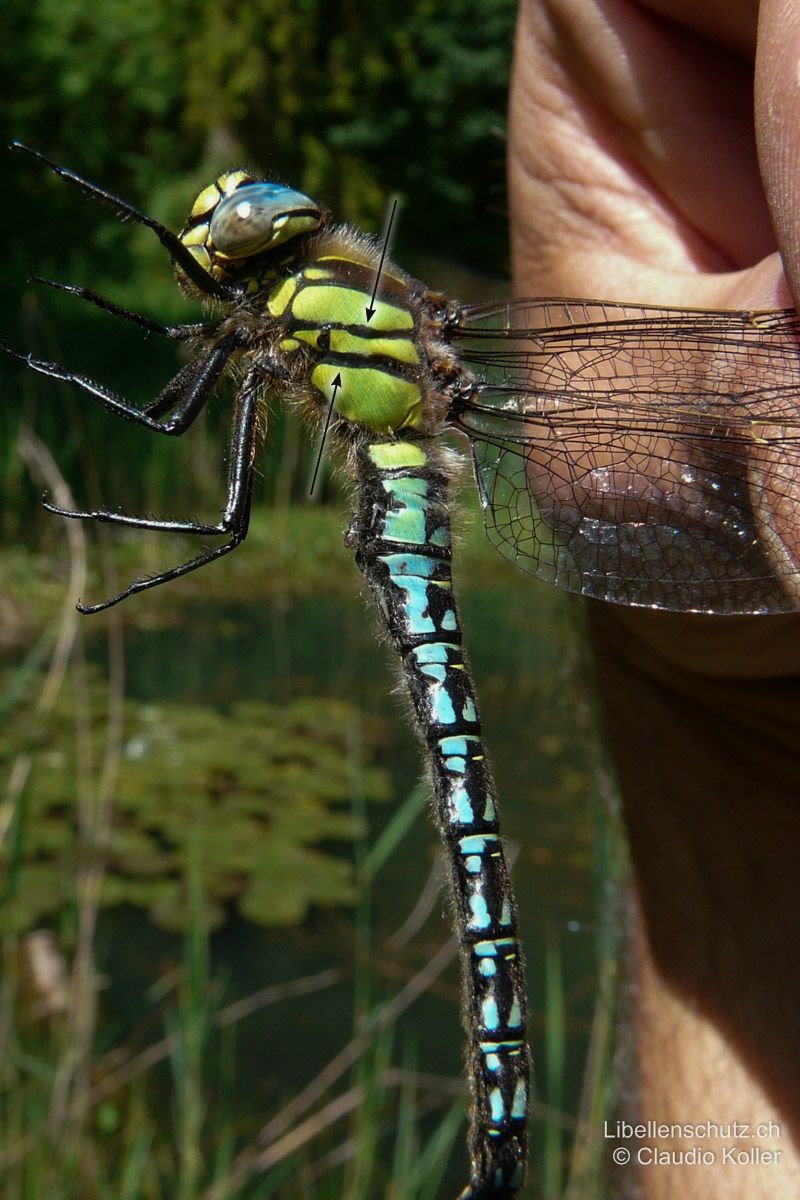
[0,664,390,935]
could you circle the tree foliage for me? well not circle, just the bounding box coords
[0,0,516,526]
[2,0,516,271]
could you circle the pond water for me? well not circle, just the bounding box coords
[3,502,618,1195]
[100,547,612,1186]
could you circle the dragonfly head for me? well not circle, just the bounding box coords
[177,171,325,296]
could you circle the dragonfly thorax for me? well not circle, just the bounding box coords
[258,226,463,437]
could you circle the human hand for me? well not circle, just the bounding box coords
[510,7,800,1197]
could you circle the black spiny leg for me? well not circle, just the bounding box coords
[10,143,235,301]
[37,332,242,533]
[29,277,219,341]
[77,368,263,613]
[4,331,240,437]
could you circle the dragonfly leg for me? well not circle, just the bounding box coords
[3,330,239,435]
[11,143,236,301]
[41,332,243,531]
[142,331,241,425]
[40,502,224,536]
[75,368,261,614]
[28,276,219,341]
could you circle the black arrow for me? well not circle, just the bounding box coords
[365,198,399,323]
[309,373,342,496]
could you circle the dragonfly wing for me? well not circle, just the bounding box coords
[450,299,800,614]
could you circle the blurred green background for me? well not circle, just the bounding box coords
[0,0,517,531]
[0,4,618,1199]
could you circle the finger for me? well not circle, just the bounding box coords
[509,0,800,672]
[509,0,780,307]
[755,0,800,306]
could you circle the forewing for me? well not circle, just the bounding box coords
[450,299,800,614]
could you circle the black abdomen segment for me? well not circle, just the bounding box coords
[351,438,529,1198]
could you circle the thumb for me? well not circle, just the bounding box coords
[755,0,800,308]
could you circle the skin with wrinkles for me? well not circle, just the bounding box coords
[510,3,800,1197]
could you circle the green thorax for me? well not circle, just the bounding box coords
[268,245,426,433]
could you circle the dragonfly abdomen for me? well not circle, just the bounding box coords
[352,438,529,1198]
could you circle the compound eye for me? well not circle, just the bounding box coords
[209,182,322,259]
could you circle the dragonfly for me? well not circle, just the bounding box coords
[7,143,800,1199]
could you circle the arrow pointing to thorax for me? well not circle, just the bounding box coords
[309,373,342,496]
[365,199,398,323]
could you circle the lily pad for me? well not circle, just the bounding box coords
[0,664,390,935]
